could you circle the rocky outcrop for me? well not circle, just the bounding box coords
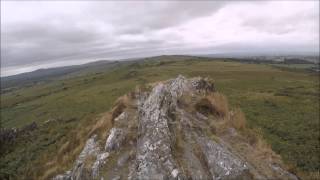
[134,83,180,179]
[53,75,298,180]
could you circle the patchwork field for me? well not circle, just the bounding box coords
[1,57,319,179]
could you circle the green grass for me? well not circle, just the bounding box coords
[1,57,319,179]
[270,63,319,73]
[271,63,316,69]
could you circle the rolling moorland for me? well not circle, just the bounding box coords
[0,56,319,179]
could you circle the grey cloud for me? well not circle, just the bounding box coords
[4,21,103,44]
[92,1,226,32]
[1,17,173,67]
[2,2,227,69]
[208,41,318,55]
[3,1,225,68]
[1,20,111,67]
[241,10,318,35]
[1,1,318,76]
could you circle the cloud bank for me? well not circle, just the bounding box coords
[1,1,319,76]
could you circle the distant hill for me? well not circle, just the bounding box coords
[200,54,319,63]
[0,55,201,91]
[0,60,121,90]
[1,54,318,91]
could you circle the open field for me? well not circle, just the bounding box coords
[1,57,319,179]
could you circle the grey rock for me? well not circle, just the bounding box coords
[75,135,100,166]
[190,77,215,93]
[197,136,251,180]
[181,135,211,180]
[71,135,100,180]
[105,128,126,152]
[52,75,298,180]
[54,135,100,180]
[52,171,71,180]
[135,83,179,179]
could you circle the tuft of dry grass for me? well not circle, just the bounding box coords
[194,92,229,118]
[110,94,133,123]
[208,92,229,117]
[39,94,136,179]
[196,92,298,179]
[40,135,86,179]
[41,166,59,180]
[254,135,278,158]
[84,155,96,169]
[89,112,113,140]
[111,102,126,123]
[229,108,246,130]
[39,111,114,180]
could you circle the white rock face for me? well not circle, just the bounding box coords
[71,135,100,180]
[76,135,100,165]
[53,135,111,180]
[171,169,179,178]
[135,83,179,179]
[168,75,188,100]
[53,135,100,180]
[132,75,219,179]
[105,128,126,152]
[197,136,250,179]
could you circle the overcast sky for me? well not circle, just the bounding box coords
[1,1,319,76]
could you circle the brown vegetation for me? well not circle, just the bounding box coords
[229,108,246,130]
[194,92,229,117]
[199,92,298,179]
[37,110,115,180]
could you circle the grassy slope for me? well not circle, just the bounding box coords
[1,57,319,178]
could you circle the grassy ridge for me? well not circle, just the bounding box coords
[1,57,319,179]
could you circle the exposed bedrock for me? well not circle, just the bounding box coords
[53,75,298,180]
